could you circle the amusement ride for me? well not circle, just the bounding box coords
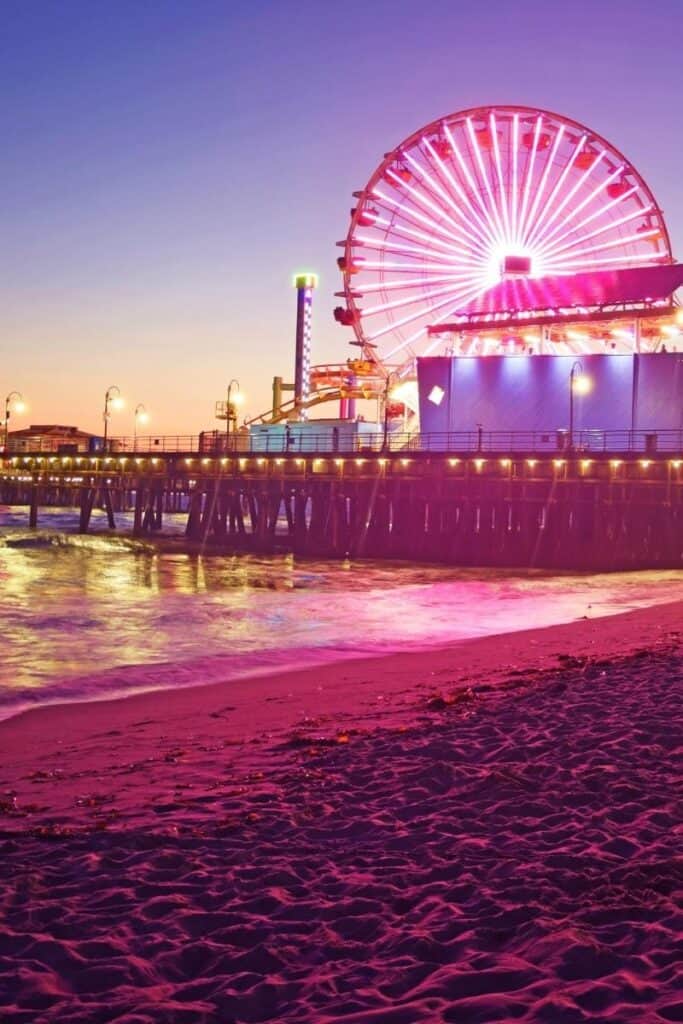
[246,104,681,430]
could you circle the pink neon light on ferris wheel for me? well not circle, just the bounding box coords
[402,148,490,252]
[526,155,618,250]
[519,125,567,246]
[440,125,500,244]
[466,117,507,246]
[373,186,468,248]
[354,235,479,267]
[543,248,667,272]
[491,112,512,246]
[421,135,496,248]
[339,104,673,375]
[362,279,483,319]
[523,134,587,248]
[543,228,661,268]
[385,167,463,239]
[384,281,495,359]
[517,115,542,245]
[511,113,520,242]
[367,277,485,342]
[539,204,652,263]
[537,186,641,255]
[529,166,629,253]
[379,223,481,262]
[356,272,480,294]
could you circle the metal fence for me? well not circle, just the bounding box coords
[107,429,683,455]
[6,429,683,457]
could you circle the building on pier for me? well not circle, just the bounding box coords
[418,264,683,449]
[6,424,102,455]
[418,352,683,450]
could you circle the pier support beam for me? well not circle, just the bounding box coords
[29,487,39,528]
[79,488,96,534]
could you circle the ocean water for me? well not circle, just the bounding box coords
[1,506,682,720]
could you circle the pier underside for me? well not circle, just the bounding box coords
[2,452,681,570]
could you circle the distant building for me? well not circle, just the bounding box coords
[6,424,101,454]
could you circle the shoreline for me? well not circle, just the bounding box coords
[1,599,680,832]
[2,537,682,727]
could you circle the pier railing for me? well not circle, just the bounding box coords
[4,428,683,457]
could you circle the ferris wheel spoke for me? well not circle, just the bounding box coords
[511,113,520,243]
[529,163,627,252]
[383,281,493,359]
[443,123,504,245]
[520,124,567,249]
[402,149,493,257]
[521,134,587,253]
[373,186,471,249]
[372,214,485,261]
[526,153,616,250]
[466,117,508,246]
[353,271,484,294]
[421,135,499,249]
[421,333,455,357]
[361,277,484,318]
[543,227,662,268]
[357,259,486,273]
[538,203,651,263]
[516,115,543,245]
[368,278,490,345]
[544,248,666,272]
[384,167,467,242]
[490,112,512,247]
[354,234,481,268]
[534,187,641,256]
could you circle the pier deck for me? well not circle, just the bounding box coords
[1,436,682,570]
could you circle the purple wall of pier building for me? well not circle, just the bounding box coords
[417,354,683,441]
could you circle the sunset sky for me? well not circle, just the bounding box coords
[1,0,681,436]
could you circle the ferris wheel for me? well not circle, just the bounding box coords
[336,105,673,375]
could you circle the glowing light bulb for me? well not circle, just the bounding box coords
[572,374,592,395]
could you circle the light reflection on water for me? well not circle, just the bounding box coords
[1,507,682,719]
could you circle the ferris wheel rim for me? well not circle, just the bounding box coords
[340,104,673,374]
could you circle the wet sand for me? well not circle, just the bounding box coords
[0,601,681,1022]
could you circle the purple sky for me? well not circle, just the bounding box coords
[1,0,681,435]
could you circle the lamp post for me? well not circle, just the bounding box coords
[568,361,592,450]
[134,403,148,451]
[226,379,240,452]
[4,391,25,451]
[103,385,123,453]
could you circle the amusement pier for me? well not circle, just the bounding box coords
[2,104,682,569]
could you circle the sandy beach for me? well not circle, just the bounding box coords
[0,600,681,1023]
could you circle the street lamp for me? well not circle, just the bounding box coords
[103,385,124,453]
[568,361,592,450]
[225,379,242,452]
[4,391,26,451]
[134,403,148,451]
